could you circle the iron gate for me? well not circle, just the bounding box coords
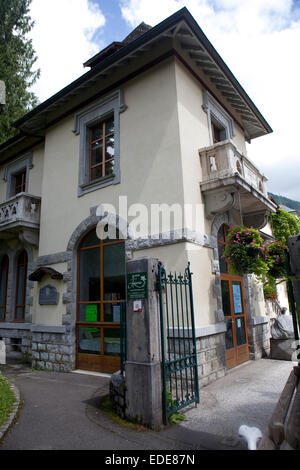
[158,262,199,424]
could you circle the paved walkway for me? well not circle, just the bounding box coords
[0,359,295,451]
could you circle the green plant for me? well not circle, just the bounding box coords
[271,209,300,244]
[0,371,15,427]
[166,389,186,424]
[266,241,287,279]
[223,226,268,276]
[21,350,31,365]
[262,276,278,302]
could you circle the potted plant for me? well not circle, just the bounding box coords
[223,225,269,276]
[266,241,287,279]
[262,276,278,302]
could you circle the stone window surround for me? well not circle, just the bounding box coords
[0,241,34,323]
[3,153,33,200]
[73,89,127,197]
[202,90,235,146]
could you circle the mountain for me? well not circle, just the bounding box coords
[269,193,300,213]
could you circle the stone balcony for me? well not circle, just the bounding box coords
[199,140,277,228]
[0,193,41,246]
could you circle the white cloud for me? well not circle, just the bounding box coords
[120,0,300,200]
[29,0,106,102]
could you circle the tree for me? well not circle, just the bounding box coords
[0,0,40,144]
[270,209,300,245]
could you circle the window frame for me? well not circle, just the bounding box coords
[14,250,28,322]
[203,90,235,146]
[3,153,33,200]
[13,169,27,195]
[88,116,115,182]
[0,255,9,322]
[74,90,126,197]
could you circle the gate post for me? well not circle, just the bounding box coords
[287,235,300,365]
[124,257,163,428]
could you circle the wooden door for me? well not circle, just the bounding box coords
[218,224,249,369]
[76,228,125,374]
[221,274,249,369]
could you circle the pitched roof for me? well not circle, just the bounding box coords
[0,7,273,161]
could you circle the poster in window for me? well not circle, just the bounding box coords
[232,284,243,314]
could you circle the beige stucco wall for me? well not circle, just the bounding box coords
[28,145,44,197]
[31,262,67,326]
[133,242,216,328]
[174,59,248,237]
[38,58,185,256]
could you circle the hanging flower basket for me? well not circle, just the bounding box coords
[263,276,278,302]
[223,225,269,276]
[266,241,287,279]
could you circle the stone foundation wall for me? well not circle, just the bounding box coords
[196,331,226,388]
[110,371,127,419]
[31,326,75,372]
[0,325,32,359]
[247,317,270,360]
[0,324,76,372]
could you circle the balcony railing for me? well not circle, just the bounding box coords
[199,140,277,227]
[199,140,268,193]
[0,193,41,232]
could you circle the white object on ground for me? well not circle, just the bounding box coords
[239,425,262,450]
[0,340,6,364]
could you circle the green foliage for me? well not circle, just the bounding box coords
[166,389,186,424]
[270,209,300,245]
[222,226,269,276]
[265,240,287,279]
[0,371,15,427]
[262,276,278,302]
[0,0,40,143]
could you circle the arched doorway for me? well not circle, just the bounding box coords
[76,227,125,373]
[218,225,249,369]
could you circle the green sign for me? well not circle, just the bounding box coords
[85,304,98,322]
[127,272,148,300]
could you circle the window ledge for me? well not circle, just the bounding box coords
[78,173,119,197]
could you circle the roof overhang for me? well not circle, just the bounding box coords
[1,7,271,157]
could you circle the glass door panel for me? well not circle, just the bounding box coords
[78,327,101,355]
[232,281,243,315]
[225,318,234,350]
[78,303,100,323]
[221,280,231,317]
[103,243,126,301]
[235,317,247,346]
[104,328,121,357]
[79,247,100,302]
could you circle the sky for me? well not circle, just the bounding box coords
[28,0,300,201]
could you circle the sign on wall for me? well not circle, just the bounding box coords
[39,285,59,305]
[127,272,148,300]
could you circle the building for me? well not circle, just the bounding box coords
[0,8,278,384]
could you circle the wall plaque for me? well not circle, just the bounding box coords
[39,285,59,305]
[127,272,148,299]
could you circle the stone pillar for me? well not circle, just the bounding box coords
[124,257,163,429]
[288,234,300,330]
